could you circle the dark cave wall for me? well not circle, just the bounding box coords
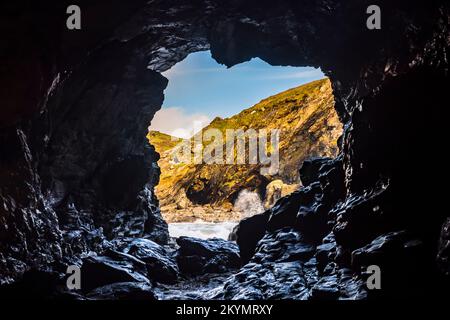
[0,0,449,293]
[0,0,169,283]
[38,41,168,241]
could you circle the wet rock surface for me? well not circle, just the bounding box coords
[229,211,270,263]
[217,229,367,300]
[81,254,149,293]
[0,236,238,300]
[299,157,332,187]
[122,238,180,284]
[86,282,156,300]
[0,0,449,300]
[155,272,234,300]
[176,237,241,275]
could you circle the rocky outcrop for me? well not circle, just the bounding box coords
[1,0,449,299]
[230,153,447,298]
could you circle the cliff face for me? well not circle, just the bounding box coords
[149,78,342,222]
[0,0,449,298]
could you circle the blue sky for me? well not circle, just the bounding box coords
[150,51,324,138]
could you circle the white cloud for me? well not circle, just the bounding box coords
[148,107,211,139]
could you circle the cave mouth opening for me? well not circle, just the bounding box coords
[147,50,343,240]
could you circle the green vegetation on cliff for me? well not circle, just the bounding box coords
[147,131,183,153]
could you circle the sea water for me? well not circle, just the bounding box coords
[168,190,265,240]
[168,221,238,240]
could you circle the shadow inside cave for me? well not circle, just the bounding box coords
[0,0,448,301]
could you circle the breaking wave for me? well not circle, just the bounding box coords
[233,189,265,219]
[168,221,237,240]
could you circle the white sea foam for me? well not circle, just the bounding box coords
[168,221,237,240]
[233,189,265,219]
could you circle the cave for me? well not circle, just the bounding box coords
[0,0,449,301]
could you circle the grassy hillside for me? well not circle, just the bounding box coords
[147,131,183,153]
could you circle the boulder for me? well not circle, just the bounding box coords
[124,238,179,283]
[80,254,149,292]
[176,237,241,275]
[230,211,270,263]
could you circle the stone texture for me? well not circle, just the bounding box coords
[176,237,241,275]
[80,254,150,293]
[217,229,367,300]
[229,211,270,263]
[299,157,332,187]
[86,282,156,300]
[123,238,179,284]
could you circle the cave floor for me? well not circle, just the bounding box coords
[154,272,233,300]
